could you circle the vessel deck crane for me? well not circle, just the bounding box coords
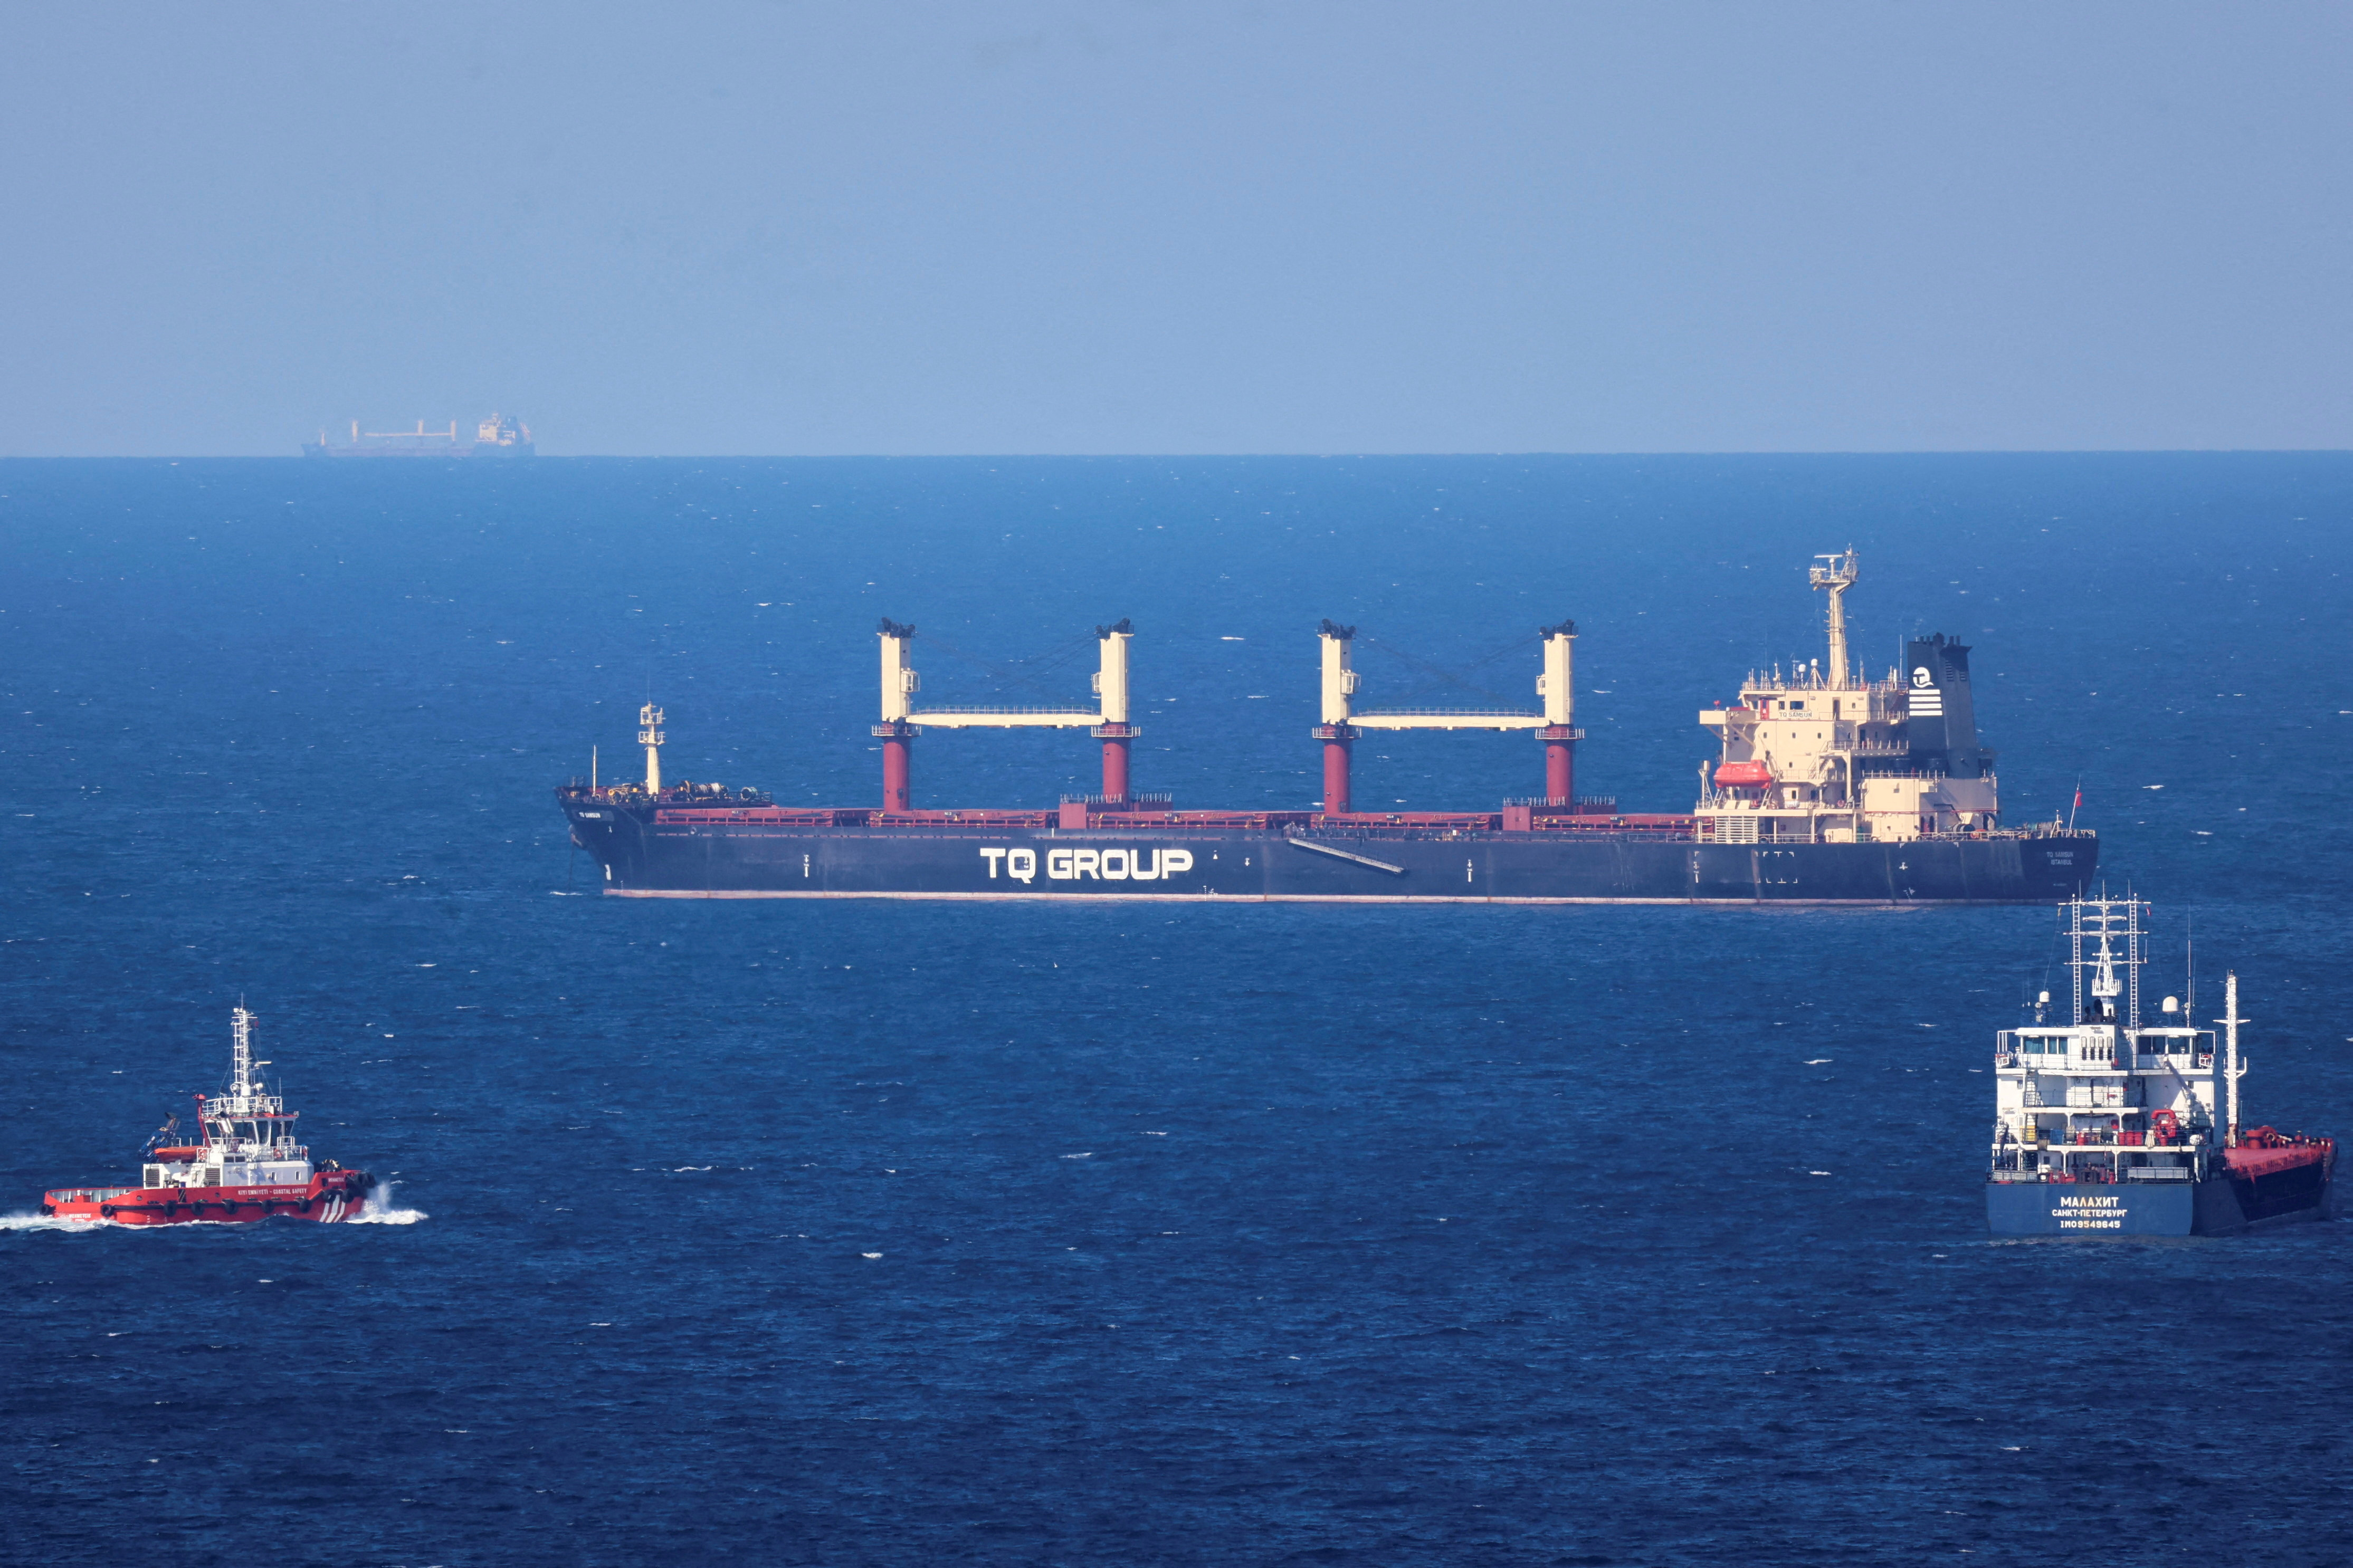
[875,619,1141,812]
[1312,620,1582,814]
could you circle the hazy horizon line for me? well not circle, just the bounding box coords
[4,447,2348,462]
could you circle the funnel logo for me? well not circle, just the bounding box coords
[1909,664,1945,716]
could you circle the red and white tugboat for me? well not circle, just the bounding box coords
[39,1006,375,1226]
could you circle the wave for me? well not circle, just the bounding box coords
[0,1211,109,1232]
[4,1184,428,1231]
[349,1182,428,1225]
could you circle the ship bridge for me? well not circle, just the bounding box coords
[1693,551,2001,845]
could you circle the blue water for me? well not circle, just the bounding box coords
[5,455,2350,1566]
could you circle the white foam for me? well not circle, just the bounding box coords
[0,1211,110,1232]
[348,1182,428,1225]
[4,1187,426,1230]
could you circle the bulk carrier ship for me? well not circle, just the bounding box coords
[301,414,532,458]
[557,552,2096,903]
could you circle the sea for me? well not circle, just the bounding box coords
[3,453,2349,1566]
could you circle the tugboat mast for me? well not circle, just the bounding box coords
[230,1003,258,1098]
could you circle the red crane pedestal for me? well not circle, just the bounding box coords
[1093,723,1138,804]
[873,721,916,812]
[1539,725,1579,807]
[1313,723,1357,815]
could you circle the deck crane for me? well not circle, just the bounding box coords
[874,619,1141,812]
[1311,620,1582,815]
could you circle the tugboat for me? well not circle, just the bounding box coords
[39,1006,376,1226]
[1986,896,2335,1236]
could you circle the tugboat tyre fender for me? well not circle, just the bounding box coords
[99,1204,116,1218]
[38,1203,53,1216]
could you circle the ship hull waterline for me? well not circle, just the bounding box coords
[564,812,2097,904]
[1986,1171,2333,1237]
[41,1183,369,1226]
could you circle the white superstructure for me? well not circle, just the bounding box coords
[1988,896,2230,1186]
[1693,550,2002,845]
[140,1006,317,1193]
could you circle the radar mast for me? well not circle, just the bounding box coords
[1808,548,1859,688]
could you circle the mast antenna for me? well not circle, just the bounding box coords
[2185,914,2194,1016]
[1807,548,1859,688]
[2218,971,2245,1146]
[231,1003,256,1099]
[639,703,665,795]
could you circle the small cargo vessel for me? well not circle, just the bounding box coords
[1986,896,2334,1236]
[39,1006,375,1226]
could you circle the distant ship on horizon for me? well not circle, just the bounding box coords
[302,413,533,458]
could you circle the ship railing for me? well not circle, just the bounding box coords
[1352,707,1545,721]
[1695,816,1822,844]
[914,705,1103,718]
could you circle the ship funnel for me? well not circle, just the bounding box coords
[1903,635,1985,779]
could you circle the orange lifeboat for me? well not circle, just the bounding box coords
[1713,761,1774,787]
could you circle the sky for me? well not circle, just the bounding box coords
[1,2,2348,456]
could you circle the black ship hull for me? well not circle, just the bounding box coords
[563,805,2095,904]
